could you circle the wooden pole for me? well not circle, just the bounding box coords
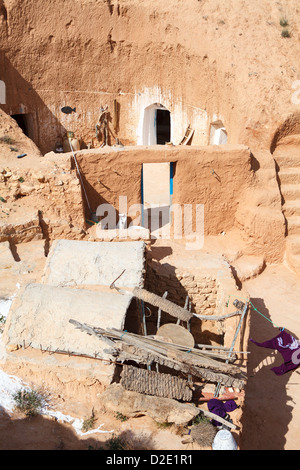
[157,291,168,332]
[214,301,249,397]
[199,409,237,430]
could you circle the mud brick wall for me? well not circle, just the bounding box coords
[0,165,85,245]
[145,261,218,314]
[177,273,217,316]
[144,261,223,345]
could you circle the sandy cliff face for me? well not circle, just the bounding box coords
[0,0,300,267]
[0,0,299,153]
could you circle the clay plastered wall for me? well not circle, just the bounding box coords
[172,145,253,235]
[75,145,253,236]
[42,239,146,289]
[75,149,142,216]
[3,283,133,357]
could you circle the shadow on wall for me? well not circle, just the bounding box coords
[71,157,123,222]
[240,298,294,450]
[0,53,67,154]
[143,206,170,234]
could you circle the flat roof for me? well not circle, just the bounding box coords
[3,283,133,359]
[42,239,146,289]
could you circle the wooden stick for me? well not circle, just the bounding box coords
[157,291,168,331]
[96,325,242,374]
[199,409,238,430]
[69,320,246,388]
[195,344,250,355]
[107,327,238,371]
[139,335,239,362]
[109,269,126,288]
[192,310,241,321]
[215,302,249,397]
[112,286,242,323]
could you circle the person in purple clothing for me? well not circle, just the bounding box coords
[207,399,239,428]
[250,329,300,376]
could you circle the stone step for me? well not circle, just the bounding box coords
[0,241,17,267]
[286,234,300,256]
[274,152,300,169]
[230,255,265,283]
[286,216,300,235]
[285,251,300,278]
[278,168,300,185]
[276,134,300,146]
[280,184,300,201]
[283,200,300,217]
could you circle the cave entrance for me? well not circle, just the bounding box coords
[156,109,171,145]
[11,114,30,137]
[143,104,171,145]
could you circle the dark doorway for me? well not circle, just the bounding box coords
[156,109,171,145]
[11,114,29,137]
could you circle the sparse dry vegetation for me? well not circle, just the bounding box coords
[82,408,96,432]
[281,28,291,38]
[13,388,49,417]
[280,17,289,27]
[0,135,16,145]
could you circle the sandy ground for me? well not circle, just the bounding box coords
[240,264,300,450]
[149,237,300,450]
[0,403,194,451]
